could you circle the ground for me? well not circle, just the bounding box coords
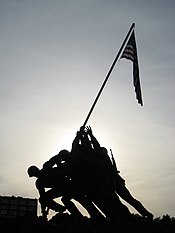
[1,213,175,233]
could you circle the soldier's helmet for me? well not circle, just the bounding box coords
[27,165,39,177]
[58,149,70,159]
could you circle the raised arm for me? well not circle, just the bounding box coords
[85,126,101,151]
[71,130,82,153]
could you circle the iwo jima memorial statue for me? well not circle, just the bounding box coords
[27,23,154,225]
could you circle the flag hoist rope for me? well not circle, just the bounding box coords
[82,23,135,128]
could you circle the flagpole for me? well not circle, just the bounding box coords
[82,23,135,127]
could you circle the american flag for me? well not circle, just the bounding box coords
[121,31,143,106]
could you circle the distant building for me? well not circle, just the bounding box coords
[0,195,37,217]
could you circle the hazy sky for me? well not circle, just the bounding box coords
[0,0,175,218]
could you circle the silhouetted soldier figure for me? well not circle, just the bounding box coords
[27,165,67,218]
[43,149,71,171]
[80,126,133,222]
[85,126,153,221]
[28,163,92,220]
[110,150,154,221]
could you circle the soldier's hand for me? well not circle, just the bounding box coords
[79,126,84,132]
[85,126,92,135]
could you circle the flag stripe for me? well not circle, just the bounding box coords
[121,31,143,106]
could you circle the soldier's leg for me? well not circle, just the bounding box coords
[116,184,153,220]
[61,195,83,218]
[74,194,106,221]
[43,189,66,213]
